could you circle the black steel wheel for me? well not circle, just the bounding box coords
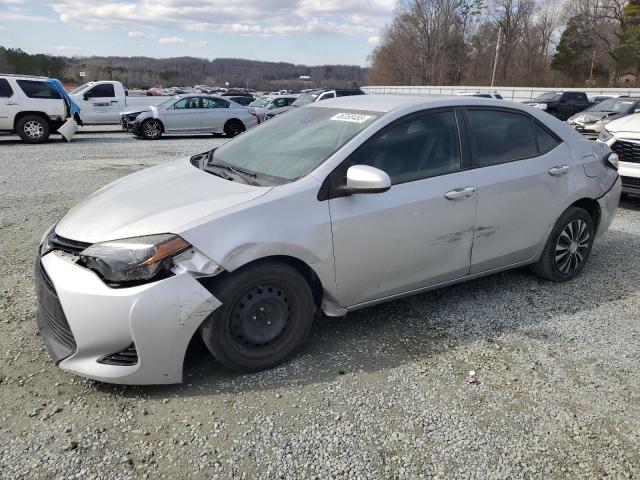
[224,119,245,137]
[201,261,315,372]
[531,206,594,281]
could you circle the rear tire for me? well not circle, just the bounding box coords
[17,115,50,144]
[140,119,163,140]
[224,119,245,137]
[201,261,315,372]
[531,206,594,282]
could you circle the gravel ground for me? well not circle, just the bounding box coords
[1,127,639,479]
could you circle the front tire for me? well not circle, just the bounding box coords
[201,261,315,372]
[531,206,594,281]
[140,119,162,140]
[17,115,50,144]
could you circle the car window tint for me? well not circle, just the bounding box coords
[16,80,61,99]
[350,110,461,184]
[87,84,115,97]
[232,96,251,106]
[534,122,561,153]
[467,109,538,166]
[0,79,13,97]
[202,97,228,108]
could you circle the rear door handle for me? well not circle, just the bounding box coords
[548,165,570,176]
[445,186,476,201]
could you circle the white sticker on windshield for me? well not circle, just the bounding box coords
[330,113,373,123]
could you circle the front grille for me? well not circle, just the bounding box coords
[611,140,640,164]
[98,344,138,366]
[34,260,77,363]
[44,232,91,256]
[622,176,640,194]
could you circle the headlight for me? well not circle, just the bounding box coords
[595,117,612,125]
[79,234,191,284]
[605,152,619,170]
[598,129,613,142]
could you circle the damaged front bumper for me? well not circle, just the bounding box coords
[36,251,221,384]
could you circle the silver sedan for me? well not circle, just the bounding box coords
[37,95,621,384]
[129,94,258,140]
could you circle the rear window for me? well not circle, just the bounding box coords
[16,80,61,99]
[0,78,13,97]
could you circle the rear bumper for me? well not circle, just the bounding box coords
[596,176,622,241]
[37,251,221,384]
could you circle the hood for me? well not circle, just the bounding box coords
[120,106,151,116]
[56,157,270,243]
[605,112,640,134]
[568,111,610,123]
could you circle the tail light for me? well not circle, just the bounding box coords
[605,152,619,170]
[248,108,257,117]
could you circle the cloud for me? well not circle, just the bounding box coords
[158,36,186,44]
[367,35,379,45]
[128,31,145,38]
[189,41,207,47]
[1,11,53,22]
[50,0,394,39]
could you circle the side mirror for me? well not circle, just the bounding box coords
[83,92,91,101]
[345,165,391,194]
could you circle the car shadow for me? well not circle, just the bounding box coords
[620,195,640,211]
[95,225,640,398]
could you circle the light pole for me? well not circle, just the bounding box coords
[491,28,502,88]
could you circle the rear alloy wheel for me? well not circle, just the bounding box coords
[17,115,50,144]
[224,119,245,137]
[141,119,162,140]
[200,261,315,372]
[531,206,594,281]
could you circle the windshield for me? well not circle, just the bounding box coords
[250,97,273,108]
[156,96,181,109]
[588,98,636,113]
[210,107,380,181]
[291,92,319,107]
[534,93,562,102]
[69,83,92,95]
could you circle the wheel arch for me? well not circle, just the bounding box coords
[14,111,52,130]
[570,197,601,234]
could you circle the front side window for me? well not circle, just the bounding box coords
[86,84,115,98]
[0,79,13,97]
[350,110,461,184]
[16,80,61,99]
[173,97,200,109]
[272,98,287,108]
[467,109,549,167]
[210,106,380,181]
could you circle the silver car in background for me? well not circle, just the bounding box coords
[568,97,640,140]
[126,94,258,139]
[249,94,300,122]
[36,95,621,384]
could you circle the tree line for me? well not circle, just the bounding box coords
[368,0,640,87]
[0,47,367,90]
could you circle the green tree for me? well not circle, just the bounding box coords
[551,14,594,84]
[615,0,640,84]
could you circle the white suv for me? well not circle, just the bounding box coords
[0,74,69,143]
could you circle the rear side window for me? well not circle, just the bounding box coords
[0,79,13,97]
[467,109,538,167]
[87,84,115,98]
[534,122,561,153]
[351,110,461,184]
[231,96,252,106]
[16,80,61,99]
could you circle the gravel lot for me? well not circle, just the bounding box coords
[1,127,639,479]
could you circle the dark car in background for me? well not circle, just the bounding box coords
[568,97,640,139]
[264,88,365,120]
[524,91,590,121]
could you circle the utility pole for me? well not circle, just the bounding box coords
[491,28,501,88]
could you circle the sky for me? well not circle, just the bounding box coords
[0,0,395,66]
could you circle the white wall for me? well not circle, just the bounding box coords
[362,85,640,102]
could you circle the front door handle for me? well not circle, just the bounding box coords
[445,186,476,201]
[6,101,18,106]
[548,165,570,176]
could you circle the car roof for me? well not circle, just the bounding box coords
[0,73,49,80]
[308,94,543,115]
